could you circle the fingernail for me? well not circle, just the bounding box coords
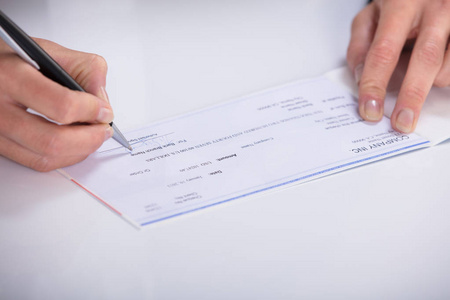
[97,107,114,123]
[105,126,114,141]
[363,99,382,121]
[395,108,414,133]
[98,86,110,103]
[354,63,364,85]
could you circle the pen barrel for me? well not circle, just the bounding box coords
[0,10,84,92]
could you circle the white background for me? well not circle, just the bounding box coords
[1,1,450,299]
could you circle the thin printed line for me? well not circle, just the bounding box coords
[140,140,430,226]
[69,179,141,229]
[98,132,175,154]
[71,179,122,216]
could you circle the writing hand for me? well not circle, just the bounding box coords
[0,38,114,171]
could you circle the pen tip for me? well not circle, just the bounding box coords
[128,146,133,151]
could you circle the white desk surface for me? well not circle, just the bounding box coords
[1,1,450,299]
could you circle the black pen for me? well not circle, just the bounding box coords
[0,10,132,151]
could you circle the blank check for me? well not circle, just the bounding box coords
[62,71,446,228]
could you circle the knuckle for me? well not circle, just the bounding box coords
[360,77,389,97]
[30,156,53,172]
[89,54,108,72]
[417,40,443,67]
[403,84,427,106]
[0,54,29,92]
[368,38,399,67]
[54,90,79,124]
[35,131,64,157]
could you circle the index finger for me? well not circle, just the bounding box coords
[33,38,109,101]
[358,1,417,122]
[0,53,114,125]
[391,5,450,133]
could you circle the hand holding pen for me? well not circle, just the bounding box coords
[0,10,131,172]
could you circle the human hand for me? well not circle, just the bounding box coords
[0,38,114,172]
[347,0,450,133]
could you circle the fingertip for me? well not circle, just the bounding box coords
[392,107,415,133]
[359,99,384,122]
[105,125,114,141]
[358,77,389,122]
[94,87,114,124]
[97,106,114,124]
